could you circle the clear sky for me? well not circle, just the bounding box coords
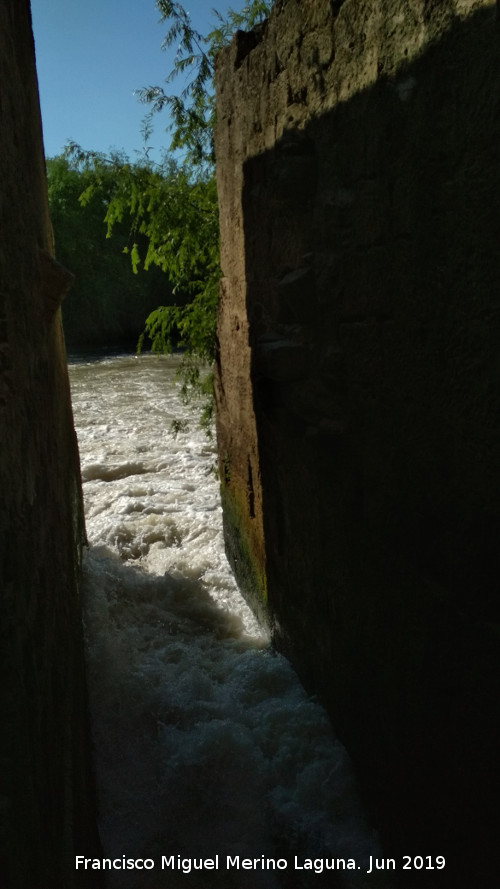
[30,0,233,162]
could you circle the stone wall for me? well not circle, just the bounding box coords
[214,1,500,885]
[0,3,101,886]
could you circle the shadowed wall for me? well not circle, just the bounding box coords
[215,1,500,885]
[0,2,101,885]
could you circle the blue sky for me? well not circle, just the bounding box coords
[30,0,234,162]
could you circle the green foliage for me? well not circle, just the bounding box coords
[63,1,273,416]
[46,154,169,347]
[132,0,272,400]
[208,1,272,49]
[66,145,219,367]
[137,1,271,167]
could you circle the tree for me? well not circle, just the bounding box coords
[65,1,272,421]
[64,147,219,364]
[135,1,272,372]
[47,154,171,348]
[138,0,271,168]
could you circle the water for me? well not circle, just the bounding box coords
[69,352,383,889]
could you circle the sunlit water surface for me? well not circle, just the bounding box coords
[69,353,382,889]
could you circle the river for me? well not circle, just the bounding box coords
[68,352,383,889]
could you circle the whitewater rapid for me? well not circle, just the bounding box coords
[69,352,382,889]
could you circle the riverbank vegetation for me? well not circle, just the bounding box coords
[51,1,271,416]
[47,154,172,348]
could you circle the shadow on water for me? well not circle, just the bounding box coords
[67,346,140,366]
[81,545,388,889]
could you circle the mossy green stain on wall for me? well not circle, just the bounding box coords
[220,480,268,627]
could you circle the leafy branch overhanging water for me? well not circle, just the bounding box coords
[65,1,272,431]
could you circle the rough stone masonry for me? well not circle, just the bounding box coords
[0,2,101,886]
[214,1,500,886]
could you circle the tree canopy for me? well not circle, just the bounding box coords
[47,154,171,348]
[61,0,272,417]
[138,0,272,168]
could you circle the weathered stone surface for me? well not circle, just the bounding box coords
[215,1,500,885]
[0,3,101,886]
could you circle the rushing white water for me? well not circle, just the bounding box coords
[69,352,383,889]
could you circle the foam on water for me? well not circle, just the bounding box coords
[70,353,382,889]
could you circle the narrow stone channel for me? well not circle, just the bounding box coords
[69,352,384,889]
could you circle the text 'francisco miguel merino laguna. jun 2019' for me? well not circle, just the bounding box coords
[75,854,447,875]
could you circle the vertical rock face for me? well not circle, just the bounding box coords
[215,0,500,884]
[0,3,100,886]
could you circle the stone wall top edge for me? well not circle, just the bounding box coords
[215,0,496,164]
